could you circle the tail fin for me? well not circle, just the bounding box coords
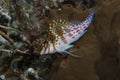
[78,11,94,31]
[86,10,94,25]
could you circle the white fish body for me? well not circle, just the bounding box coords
[40,11,94,55]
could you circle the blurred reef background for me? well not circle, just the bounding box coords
[0,0,120,80]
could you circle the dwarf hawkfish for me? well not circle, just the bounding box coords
[39,11,94,56]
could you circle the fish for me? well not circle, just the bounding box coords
[39,11,94,56]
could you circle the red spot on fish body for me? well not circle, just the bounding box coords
[68,32,73,37]
[76,29,80,32]
[61,36,67,44]
[72,36,75,39]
